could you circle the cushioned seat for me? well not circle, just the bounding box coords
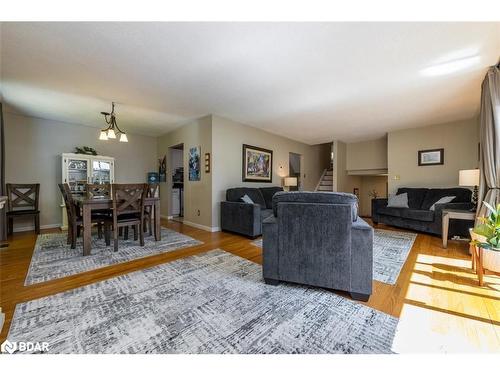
[400,209,434,222]
[377,207,405,218]
[260,209,274,222]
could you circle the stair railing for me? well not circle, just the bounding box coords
[315,168,328,191]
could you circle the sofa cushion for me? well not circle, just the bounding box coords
[260,208,274,222]
[387,193,409,208]
[396,188,428,209]
[421,188,471,210]
[272,191,358,221]
[259,186,284,209]
[400,209,434,222]
[378,207,405,218]
[226,188,266,207]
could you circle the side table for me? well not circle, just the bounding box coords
[442,209,475,248]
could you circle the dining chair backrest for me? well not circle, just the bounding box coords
[86,183,111,198]
[112,184,147,216]
[147,183,160,198]
[58,183,79,221]
[6,183,40,212]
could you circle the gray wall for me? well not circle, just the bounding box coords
[4,112,157,230]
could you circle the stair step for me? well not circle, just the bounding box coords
[318,187,332,191]
[320,182,332,186]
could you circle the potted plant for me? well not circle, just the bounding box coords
[471,202,500,272]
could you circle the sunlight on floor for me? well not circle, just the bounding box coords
[392,252,500,353]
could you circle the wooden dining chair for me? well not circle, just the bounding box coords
[59,183,111,249]
[111,184,147,252]
[6,183,40,235]
[144,183,159,235]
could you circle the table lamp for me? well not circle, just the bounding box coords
[459,169,480,211]
[284,176,298,191]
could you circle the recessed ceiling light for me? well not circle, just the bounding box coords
[420,56,481,77]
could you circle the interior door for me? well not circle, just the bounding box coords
[288,152,301,191]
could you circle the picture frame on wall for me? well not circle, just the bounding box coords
[188,146,201,181]
[242,144,273,182]
[418,148,444,166]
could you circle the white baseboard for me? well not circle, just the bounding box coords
[13,223,61,233]
[182,220,220,233]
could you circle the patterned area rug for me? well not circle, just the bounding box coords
[252,228,416,285]
[25,228,202,286]
[8,249,398,354]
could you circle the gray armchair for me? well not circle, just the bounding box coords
[262,191,373,301]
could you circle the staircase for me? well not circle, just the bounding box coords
[316,168,333,191]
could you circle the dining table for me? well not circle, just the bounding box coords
[73,195,161,256]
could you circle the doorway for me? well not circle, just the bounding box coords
[169,144,184,222]
[289,152,301,191]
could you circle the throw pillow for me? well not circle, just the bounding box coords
[240,194,254,204]
[429,196,456,211]
[387,193,409,208]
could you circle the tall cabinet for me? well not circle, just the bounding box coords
[61,153,115,229]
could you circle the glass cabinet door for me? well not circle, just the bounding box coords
[92,160,111,184]
[67,159,89,194]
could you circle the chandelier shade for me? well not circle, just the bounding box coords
[99,102,128,143]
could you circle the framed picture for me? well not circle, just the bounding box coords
[418,148,444,166]
[188,146,201,181]
[242,144,273,182]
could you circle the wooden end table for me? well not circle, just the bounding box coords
[442,208,475,248]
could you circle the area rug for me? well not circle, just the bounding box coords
[8,249,398,354]
[252,228,416,285]
[25,228,202,286]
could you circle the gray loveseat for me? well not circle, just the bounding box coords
[372,187,473,237]
[221,186,283,238]
[262,191,373,301]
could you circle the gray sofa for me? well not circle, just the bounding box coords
[372,187,473,237]
[262,191,373,301]
[221,186,283,237]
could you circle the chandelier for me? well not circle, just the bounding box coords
[99,102,128,142]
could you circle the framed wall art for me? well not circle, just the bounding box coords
[242,144,273,182]
[418,148,444,166]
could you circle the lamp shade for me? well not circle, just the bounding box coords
[284,177,298,187]
[459,169,480,186]
[99,130,108,140]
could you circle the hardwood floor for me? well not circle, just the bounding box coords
[0,219,499,352]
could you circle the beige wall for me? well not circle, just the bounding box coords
[346,137,388,172]
[156,115,213,229]
[334,140,362,194]
[4,112,157,230]
[211,115,330,228]
[388,118,479,195]
[358,176,388,217]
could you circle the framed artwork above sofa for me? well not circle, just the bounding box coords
[242,144,273,182]
[418,148,444,166]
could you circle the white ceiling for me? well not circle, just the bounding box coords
[1,22,499,144]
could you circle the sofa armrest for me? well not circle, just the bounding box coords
[371,198,388,223]
[220,201,261,237]
[262,215,279,280]
[350,218,373,295]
